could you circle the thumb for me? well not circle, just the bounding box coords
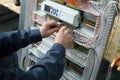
[48,27,60,34]
[117,66,120,71]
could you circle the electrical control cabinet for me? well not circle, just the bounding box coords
[19,0,117,80]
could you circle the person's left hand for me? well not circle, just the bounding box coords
[40,21,60,38]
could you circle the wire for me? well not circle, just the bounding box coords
[90,2,102,15]
[93,1,119,48]
[87,48,97,80]
[76,16,101,48]
[105,2,119,59]
[27,0,34,19]
[105,64,113,80]
[72,1,103,48]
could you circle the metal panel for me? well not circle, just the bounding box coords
[18,0,37,70]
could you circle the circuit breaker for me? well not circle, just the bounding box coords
[19,0,117,80]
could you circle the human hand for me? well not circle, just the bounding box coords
[40,21,60,38]
[111,56,120,71]
[55,26,73,49]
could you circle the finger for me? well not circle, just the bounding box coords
[44,21,58,28]
[65,34,73,41]
[60,26,68,31]
[68,34,73,41]
[50,21,59,27]
[49,27,60,34]
[111,56,120,68]
[65,29,71,34]
[57,22,65,27]
[117,66,120,71]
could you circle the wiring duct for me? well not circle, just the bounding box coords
[105,1,120,80]
[86,1,119,80]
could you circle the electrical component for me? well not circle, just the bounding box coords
[32,10,47,25]
[41,0,81,27]
[52,0,90,9]
[66,48,87,67]
[72,29,93,48]
[20,0,117,80]
[61,68,82,80]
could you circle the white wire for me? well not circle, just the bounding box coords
[93,1,119,48]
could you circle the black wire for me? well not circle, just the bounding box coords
[105,64,112,80]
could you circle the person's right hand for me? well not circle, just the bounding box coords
[55,26,73,49]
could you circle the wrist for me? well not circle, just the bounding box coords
[30,29,42,42]
[55,42,66,49]
[40,29,46,38]
[54,43,65,50]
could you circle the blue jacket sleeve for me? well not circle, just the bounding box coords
[0,29,42,58]
[0,43,65,80]
[28,43,65,80]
